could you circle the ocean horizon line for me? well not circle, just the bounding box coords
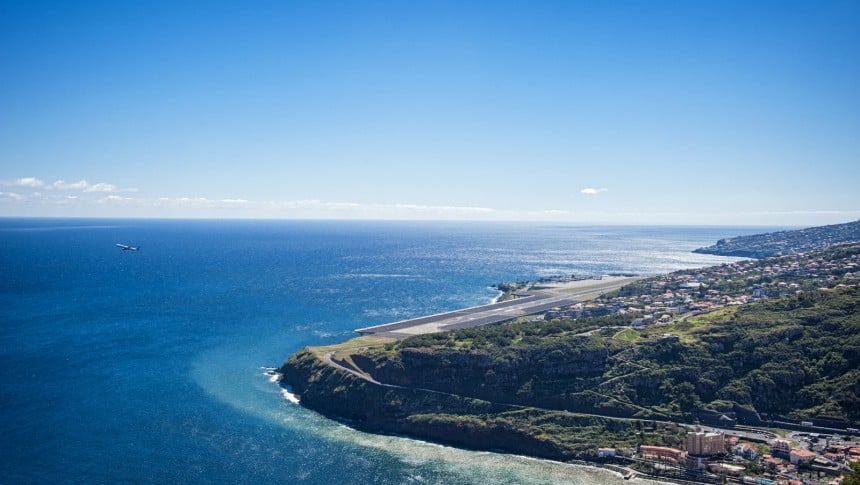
[0,215,802,229]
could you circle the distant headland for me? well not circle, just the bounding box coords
[693,219,860,259]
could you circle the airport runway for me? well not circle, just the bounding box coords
[355,278,635,338]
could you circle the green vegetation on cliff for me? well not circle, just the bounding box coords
[281,346,688,460]
[403,409,687,459]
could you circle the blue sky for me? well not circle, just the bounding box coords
[1,0,858,225]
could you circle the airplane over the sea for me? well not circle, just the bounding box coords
[115,243,139,251]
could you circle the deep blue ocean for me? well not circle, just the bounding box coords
[0,219,765,484]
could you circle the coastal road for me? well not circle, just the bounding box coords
[355,277,638,338]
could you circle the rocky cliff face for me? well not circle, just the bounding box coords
[277,348,658,461]
[279,349,516,429]
[350,338,656,419]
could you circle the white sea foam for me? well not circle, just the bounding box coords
[280,388,300,404]
[264,369,281,383]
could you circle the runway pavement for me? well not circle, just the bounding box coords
[355,277,636,338]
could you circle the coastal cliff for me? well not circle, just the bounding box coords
[279,348,687,460]
[281,348,511,426]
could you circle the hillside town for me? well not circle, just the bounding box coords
[597,428,860,485]
[538,243,860,330]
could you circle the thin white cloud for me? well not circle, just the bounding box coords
[4,176,853,225]
[166,196,254,209]
[99,195,132,203]
[739,210,858,216]
[394,203,494,214]
[1,177,46,188]
[51,180,91,190]
[0,192,527,219]
[177,197,210,205]
[257,200,497,218]
[324,201,363,211]
[3,177,136,193]
[266,200,364,211]
[0,191,23,200]
[270,199,323,209]
[580,187,608,195]
[84,182,119,193]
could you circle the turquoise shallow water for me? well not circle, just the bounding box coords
[0,219,762,483]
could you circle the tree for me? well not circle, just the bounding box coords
[844,461,860,485]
